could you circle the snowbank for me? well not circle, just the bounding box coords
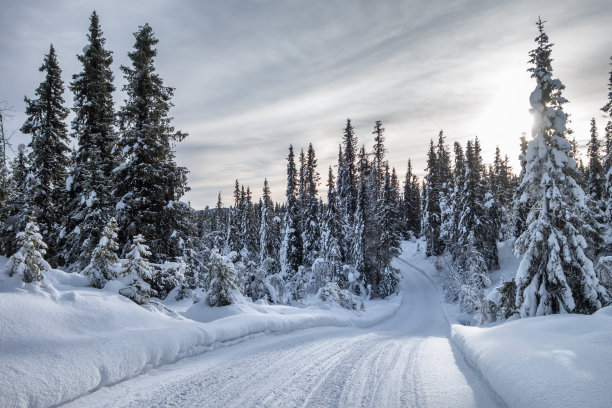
[0,267,401,408]
[451,308,612,408]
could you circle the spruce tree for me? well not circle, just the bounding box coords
[0,146,31,255]
[372,120,387,191]
[423,135,450,256]
[402,159,421,237]
[259,179,276,267]
[338,119,358,225]
[602,57,612,221]
[320,166,343,283]
[448,141,466,246]
[114,24,189,263]
[82,217,120,289]
[279,145,303,284]
[513,18,608,316]
[6,219,51,283]
[21,44,70,261]
[60,11,118,269]
[587,118,604,201]
[301,143,320,266]
[514,133,530,237]
[119,234,153,305]
[205,248,238,306]
[376,165,401,296]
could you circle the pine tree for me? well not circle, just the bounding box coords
[301,143,320,266]
[402,159,421,237]
[205,248,238,306]
[602,57,612,221]
[119,234,153,305]
[423,133,451,256]
[21,44,70,261]
[448,141,466,246]
[82,217,120,289]
[5,219,51,283]
[514,133,530,237]
[60,11,118,269]
[455,138,499,270]
[372,120,387,191]
[259,178,276,266]
[338,119,358,226]
[376,165,401,296]
[279,145,303,284]
[114,24,189,264]
[587,118,604,201]
[0,146,31,255]
[320,166,343,283]
[513,18,608,316]
[0,110,9,208]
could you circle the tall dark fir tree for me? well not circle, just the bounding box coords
[114,24,190,263]
[60,11,118,269]
[21,44,71,262]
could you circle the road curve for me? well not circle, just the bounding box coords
[64,255,502,408]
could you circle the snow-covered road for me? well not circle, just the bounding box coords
[64,256,502,408]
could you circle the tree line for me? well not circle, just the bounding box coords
[2,14,611,319]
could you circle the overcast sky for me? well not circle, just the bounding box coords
[1,0,610,208]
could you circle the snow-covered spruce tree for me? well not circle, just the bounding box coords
[0,146,31,255]
[82,217,119,289]
[114,24,189,264]
[512,18,608,317]
[259,179,276,266]
[301,143,320,267]
[376,165,402,297]
[279,145,303,299]
[447,141,465,247]
[587,118,604,202]
[0,110,9,208]
[423,132,451,257]
[437,132,453,250]
[21,44,71,262]
[6,219,51,283]
[338,119,358,254]
[371,120,387,192]
[350,174,368,295]
[119,234,153,305]
[320,166,344,284]
[402,159,421,237]
[513,133,530,238]
[60,12,118,270]
[491,146,515,240]
[602,57,612,222]
[205,247,238,307]
[456,138,499,270]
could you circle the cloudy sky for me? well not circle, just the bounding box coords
[1,0,610,207]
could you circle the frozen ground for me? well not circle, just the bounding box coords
[2,241,611,407]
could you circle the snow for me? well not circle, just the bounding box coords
[2,240,611,407]
[437,239,612,408]
[452,309,612,408]
[60,243,501,408]
[0,259,401,408]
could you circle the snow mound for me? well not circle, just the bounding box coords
[451,308,612,408]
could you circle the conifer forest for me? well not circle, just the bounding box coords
[1,3,611,408]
